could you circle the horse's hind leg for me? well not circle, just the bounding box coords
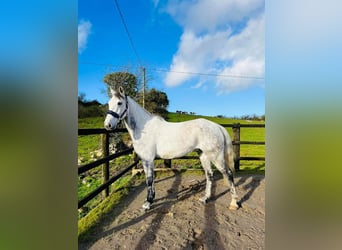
[214,157,239,210]
[142,160,155,210]
[199,154,213,204]
[225,168,239,210]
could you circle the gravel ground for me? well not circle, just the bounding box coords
[79,172,265,250]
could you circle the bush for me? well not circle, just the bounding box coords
[78,99,106,118]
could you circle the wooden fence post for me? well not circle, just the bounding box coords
[232,123,240,171]
[102,133,110,197]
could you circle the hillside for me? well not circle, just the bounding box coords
[167,112,264,124]
[78,112,264,128]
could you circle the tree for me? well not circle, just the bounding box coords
[140,88,169,119]
[103,72,138,98]
[78,92,86,102]
[103,71,169,119]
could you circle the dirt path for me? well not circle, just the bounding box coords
[79,172,265,250]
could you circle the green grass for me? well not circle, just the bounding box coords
[78,117,105,164]
[78,135,102,164]
[78,175,133,240]
[167,112,264,124]
[78,154,136,220]
[78,117,105,128]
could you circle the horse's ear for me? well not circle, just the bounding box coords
[118,86,125,97]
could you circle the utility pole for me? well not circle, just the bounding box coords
[142,67,146,108]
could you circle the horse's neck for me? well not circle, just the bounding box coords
[124,96,151,138]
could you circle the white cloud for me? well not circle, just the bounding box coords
[165,0,263,33]
[215,15,265,93]
[165,29,233,86]
[163,0,264,93]
[78,20,92,54]
[216,56,264,94]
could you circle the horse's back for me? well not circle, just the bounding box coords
[152,118,226,158]
[190,118,227,149]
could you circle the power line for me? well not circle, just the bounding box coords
[79,61,264,80]
[88,1,264,81]
[149,68,264,80]
[113,0,142,67]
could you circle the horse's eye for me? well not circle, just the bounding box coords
[118,102,122,106]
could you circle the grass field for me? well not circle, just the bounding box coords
[78,117,105,163]
[78,113,265,219]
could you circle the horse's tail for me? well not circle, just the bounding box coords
[219,126,235,173]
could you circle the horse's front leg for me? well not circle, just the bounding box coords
[142,160,155,210]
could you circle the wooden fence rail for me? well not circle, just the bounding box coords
[78,159,139,208]
[78,128,136,209]
[78,123,265,208]
[78,148,134,175]
[222,123,265,170]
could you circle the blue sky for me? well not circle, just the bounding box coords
[78,0,265,117]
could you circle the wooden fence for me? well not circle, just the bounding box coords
[226,123,265,170]
[78,128,139,209]
[78,123,265,209]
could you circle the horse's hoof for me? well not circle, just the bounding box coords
[199,197,208,204]
[142,201,151,211]
[229,202,239,210]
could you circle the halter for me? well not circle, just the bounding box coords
[106,95,128,121]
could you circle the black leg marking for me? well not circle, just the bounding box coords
[146,174,155,203]
[227,168,234,182]
[142,160,155,210]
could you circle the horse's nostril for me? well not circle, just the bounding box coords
[105,123,111,130]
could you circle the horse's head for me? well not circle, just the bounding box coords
[104,86,128,130]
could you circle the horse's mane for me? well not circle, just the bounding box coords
[128,96,165,122]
